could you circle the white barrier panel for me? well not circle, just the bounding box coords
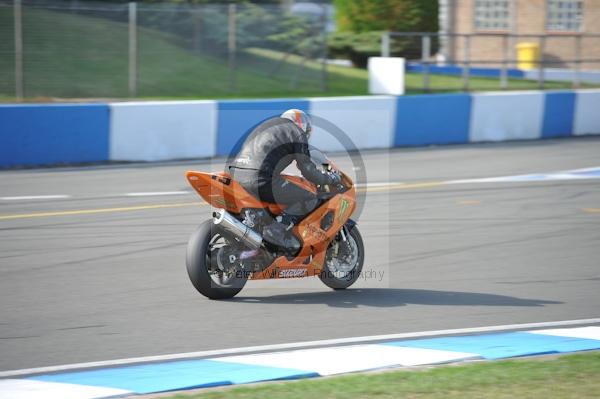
[573,90,600,136]
[110,101,217,161]
[368,57,405,95]
[308,96,396,152]
[525,69,600,84]
[469,91,544,142]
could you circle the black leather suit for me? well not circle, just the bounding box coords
[227,117,336,218]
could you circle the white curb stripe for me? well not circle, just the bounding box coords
[213,344,480,376]
[1,318,598,378]
[0,379,131,399]
[528,326,600,341]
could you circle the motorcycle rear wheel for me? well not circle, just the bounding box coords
[186,220,247,300]
[319,224,365,290]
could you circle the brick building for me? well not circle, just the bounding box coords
[440,0,600,69]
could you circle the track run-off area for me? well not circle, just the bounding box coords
[0,137,599,372]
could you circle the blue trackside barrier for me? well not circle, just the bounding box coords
[406,63,525,79]
[0,103,110,168]
[0,90,599,168]
[395,93,471,146]
[542,91,576,138]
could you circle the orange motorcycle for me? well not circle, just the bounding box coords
[185,149,364,299]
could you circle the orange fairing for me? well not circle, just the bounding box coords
[186,171,317,215]
[186,171,259,213]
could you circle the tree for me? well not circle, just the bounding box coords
[330,0,439,67]
[335,0,438,33]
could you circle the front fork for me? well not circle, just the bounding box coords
[332,225,350,258]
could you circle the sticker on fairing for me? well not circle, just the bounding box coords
[279,268,307,278]
[338,198,350,222]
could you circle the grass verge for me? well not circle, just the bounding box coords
[162,352,600,399]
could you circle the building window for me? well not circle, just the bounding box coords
[547,0,583,32]
[474,0,511,30]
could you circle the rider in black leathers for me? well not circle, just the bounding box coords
[227,109,340,251]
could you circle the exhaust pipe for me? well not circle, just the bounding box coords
[213,209,263,250]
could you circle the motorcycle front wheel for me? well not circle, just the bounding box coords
[186,220,247,300]
[319,223,365,290]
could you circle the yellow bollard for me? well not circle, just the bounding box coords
[516,42,540,70]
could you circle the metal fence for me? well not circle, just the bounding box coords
[4,0,600,99]
[382,31,600,92]
[0,0,331,99]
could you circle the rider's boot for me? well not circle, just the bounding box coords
[263,212,301,254]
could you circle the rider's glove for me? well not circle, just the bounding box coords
[327,171,342,186]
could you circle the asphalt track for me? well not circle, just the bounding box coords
[1,137,599,372]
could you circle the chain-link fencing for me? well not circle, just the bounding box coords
[382,31,600,92]
[0,0,331,99]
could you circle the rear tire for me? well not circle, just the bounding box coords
[186,220,247,300]
[319,224,364,290]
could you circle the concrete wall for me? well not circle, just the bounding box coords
[1,90,599,168]
[110,101,217,162]
[469,91,545,142]
[310,96,396,152]
[573,90,600,135]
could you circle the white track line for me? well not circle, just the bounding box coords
[356,182,401,188]
[0,195,71,201]
[125,191,191,197]
[3,165,598,202]
[447,166,600,185]
[1,318,598,378]
[562,166,600,173]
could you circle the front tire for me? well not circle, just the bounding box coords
[319,224,364,290]
[186,220,247,300]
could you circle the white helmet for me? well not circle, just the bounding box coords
[281,109,312,137]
